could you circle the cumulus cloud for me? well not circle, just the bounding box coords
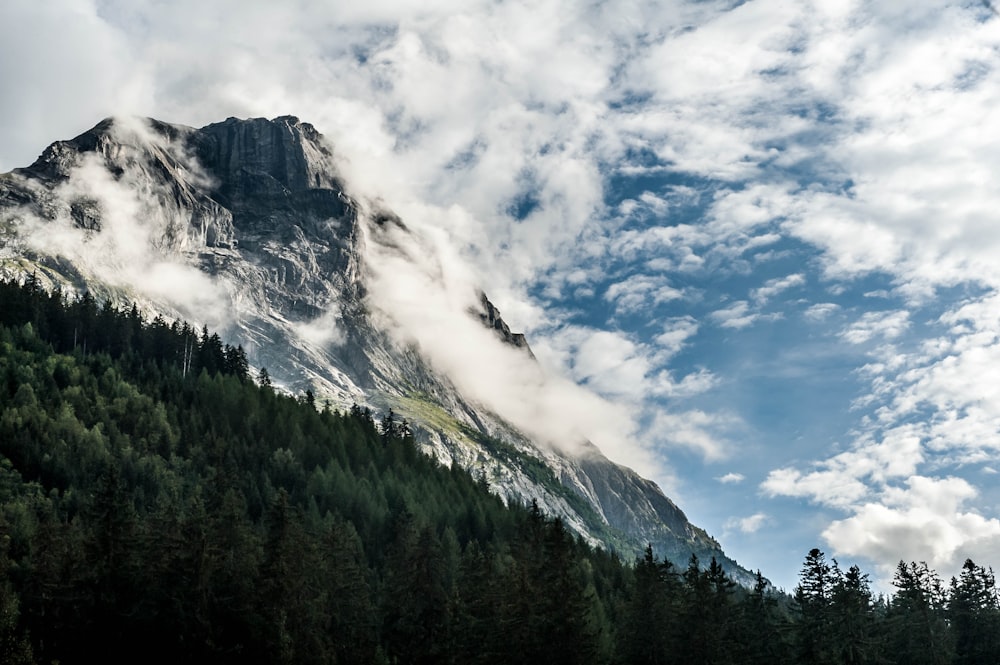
[762,466,870,511]
[823,476,1000,581]
[762,423,927,505]
[716,472,745,485]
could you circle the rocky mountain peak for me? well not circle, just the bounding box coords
[0,115,760,586]
[192,116,343,202]
[16,117,120,182]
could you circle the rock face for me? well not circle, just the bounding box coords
[477,291,533,356]
[0,116,757,584]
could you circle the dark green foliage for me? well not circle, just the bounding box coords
[949,559,1000,665]
[678,554,738,665]
[733,570,791,665]
[888,560,954,665]
[619,544,679,665]
[0,277,997,664]
[794,547,837,664]
[830,564,880,665]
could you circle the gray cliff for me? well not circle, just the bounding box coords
[0,116,758,584]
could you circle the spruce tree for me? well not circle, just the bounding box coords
[949,559,1000,665]
[793,548,835,665]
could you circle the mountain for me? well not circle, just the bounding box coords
[0,115,756,583]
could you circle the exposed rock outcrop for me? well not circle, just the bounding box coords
[477,291,533,356]
[0,115,758,584]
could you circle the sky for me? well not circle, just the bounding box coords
[3,0,1000,592]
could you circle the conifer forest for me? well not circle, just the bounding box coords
[1,277,998,664]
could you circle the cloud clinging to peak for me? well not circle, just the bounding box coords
[5,0,1000,590]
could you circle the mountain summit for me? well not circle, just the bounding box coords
[0,115,756,582]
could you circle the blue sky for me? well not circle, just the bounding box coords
[3,0,1000,591]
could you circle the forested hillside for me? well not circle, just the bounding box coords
[1,277,998,665]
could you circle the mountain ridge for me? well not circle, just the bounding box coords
[0,115,757,584]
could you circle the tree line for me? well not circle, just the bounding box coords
[0,276,997,664]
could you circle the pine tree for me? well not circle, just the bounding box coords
[793,548,836,665]
[949,559,1000,665]
[888,561,953,665]
[677,554,737,665]
[619,544,678,665]
[224,345,250,381]
[830,564,880,665]
[733,570,790,665]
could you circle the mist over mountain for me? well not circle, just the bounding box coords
[0,115,756,582]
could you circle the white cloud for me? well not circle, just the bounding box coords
[604,274,685,315]
[762,466,870,510]
[532,325,715,402]
[762,425,925,507]
[360,207,671,478]
[5,123,232,326]
[823,476,1000,582]
[610,224,708,274]
[651,409,741,462]
[710,300,758,330]
[841,310,910,345]
[716,472,745,484]
[654,316,700,358]
[0,0,150,172]
[804,302,840,321]
[725,512,770,534]
[752,273,805,305]
[765,285,1000,583]
[292,308,346,349]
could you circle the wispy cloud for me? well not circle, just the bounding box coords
[841,310,910,345]
[716,472,745,485]
[710,301,758,330]
[650,409,742,462]
[752,274,805,305]
[654,316,700,358]
[532,324,716,403]
[765,288,1000,583]
[725,512,770,535]
[5,119,232,326]
[605,274,685,315]
[804,302,840,322]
